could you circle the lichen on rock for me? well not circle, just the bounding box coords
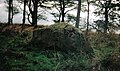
[31,23,93,54]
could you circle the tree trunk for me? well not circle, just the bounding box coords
[104,7,109,33]
[59,0,62,22]
[22,0,27,25]
[58,13,61,22]
[61,0,65,22]
[8,0,11,24]
[8,0,13,25]
[28,0,38,27]
[32,0,38,27]
[76,0,81,28]
[11,2,13,24]
[104,0,111,33]
[86,0,89,32]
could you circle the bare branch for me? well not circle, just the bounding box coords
[54,0,61,13]
[64,7,76,14]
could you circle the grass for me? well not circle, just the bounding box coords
[0,24,120,71]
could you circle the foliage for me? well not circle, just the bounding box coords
[50,0,77,22]
[90,0,120,32]
[88,32,120,71]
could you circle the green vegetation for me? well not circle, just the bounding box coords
[0,24,120,71]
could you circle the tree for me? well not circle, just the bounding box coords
[91,0,120,33]
[76,0,81,28]
[104,0,112,33]
[27,0,51,26]
[8,0,13,24]
[86,0,90,32]
[16,0,49,26]
[22,0,27,25]
[52,0,77,22]
[27,0,39,27]
[5,0,19,24]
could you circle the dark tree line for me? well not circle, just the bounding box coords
[7,0,81,28]
[7,0,47,27]
[91,0,120,33]
[51,0,77,23]
[7,0,120,33]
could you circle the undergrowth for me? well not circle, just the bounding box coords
[0,25,120,71]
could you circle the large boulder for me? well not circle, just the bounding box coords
[31,23,92,54]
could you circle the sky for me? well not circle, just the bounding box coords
[0,1,8,23]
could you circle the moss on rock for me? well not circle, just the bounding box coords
[31,23,93,54]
